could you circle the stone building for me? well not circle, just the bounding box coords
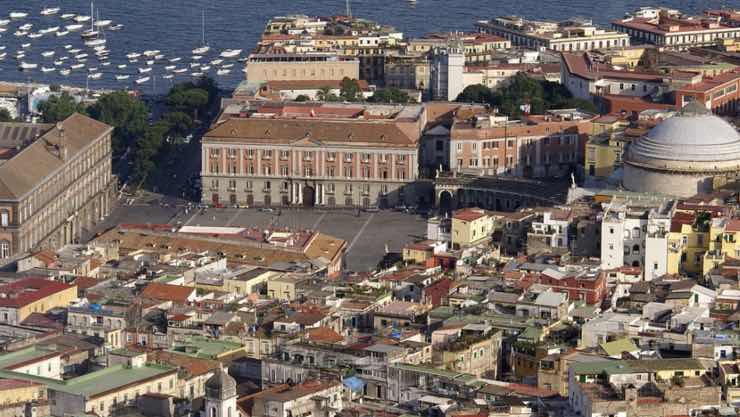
[0,113,115,264]
[201,102,427,208]
[623,103,740,198]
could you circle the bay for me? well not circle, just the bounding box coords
[0,0,725,94]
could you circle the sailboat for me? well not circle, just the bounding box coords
[80,3,98,39]
[192,10,210,55]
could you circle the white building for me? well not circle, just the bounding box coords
[429,44,465,101]
[530,210,571,250]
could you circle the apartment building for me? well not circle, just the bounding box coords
[0,113,115,264]
[612,8,740,50]
[449,109,596,179]
[202,102,425,208]
[243,53,360,88]
[408,33,511,64]
[476,16,629,52]
[0,277,77,325]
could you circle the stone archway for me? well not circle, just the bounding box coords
[438,190,454,215]
[302,185,315,208]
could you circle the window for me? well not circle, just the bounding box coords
[0,211,7,227]
[0,241,8,259]
[327,152,336,161]
[280,150,289,160]
[263,150,273,159]
[280,166,289,176]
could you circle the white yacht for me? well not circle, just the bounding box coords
[0,53,7,60]
[74,52,88,59]
[94,20,112,28]
[56,30,69,37]
[40,7,61,16]
[217,69,231,76]
[192,11,210,55]
[18,61,37,70]
[59,68,70,75]
[87,66,98,72]
[18,23,33,31]
[191,55,203,61]
[142,50,160,57]
[14,31,29,37]
[9,12,29,20]
[138,67,152,74]
[145,59,154,66]
[0,19,10,26]
[74,15,91,23]
[154,54,164,60]
[70,63,85,69]
[53,59,63,65]
[126,52,141,59]
[163,74,173,79]
[117,63,127,69]
[135,76,150,84]
[109,24,123,31]
[63,44,72,49]
[220,49,242,58]
[84,38,106,47]
[191,72,204,77]
[28,33,43,39]
[169,57,182,63]
[69,48,82,54]
[20,42,31,49]
[210,59,223,66]
[66,24,84,31]
[40,26,59,34]
[165,65,176,71]
[189,62,200,68]
[221,63,234,69]
[41,50,55,58]
[88,72,102,80]
[60,13,76,20]
[80,29,99,38]
[173,68,187,74]
[115,74,129,81]
[41,66,55,73]
[201,65,211,71]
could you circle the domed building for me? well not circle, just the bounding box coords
[623,103,740,198]
[204,367,237,417]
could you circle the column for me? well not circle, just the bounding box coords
[298,183,303,205]
[315,185,319,205]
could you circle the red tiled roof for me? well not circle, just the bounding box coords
[453,208,487,222]
[0,277,74,308]
[726,219,740,233]
[306,326,343,344]
[140,283,194,304]
[0,378,42,390]
[670,212,696,233]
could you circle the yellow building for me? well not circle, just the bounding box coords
[402,240,437,264]
[584,116,630,179]
[666,216,709,276]
[195,267,278,296]
[0,379,45,406]
[267,273,310,301]
[703,218,740,275]
[591,46,652,69]
[451,208,494,250]
[0,277,77,325]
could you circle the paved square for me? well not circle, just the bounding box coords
[95,205,426,272]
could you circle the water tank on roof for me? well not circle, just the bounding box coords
[90,303,102,312]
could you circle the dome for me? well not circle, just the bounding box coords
[626,105,740,168]
[205,367,237,400]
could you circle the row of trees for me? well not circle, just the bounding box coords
[456,73,598,117]
[299,77,411,104]
[36,77,219,187]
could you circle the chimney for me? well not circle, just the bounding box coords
[56,122,67,160]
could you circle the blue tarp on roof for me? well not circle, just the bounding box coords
[343,376,365,392]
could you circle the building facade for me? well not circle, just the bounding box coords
[0,113,115,264]
[202,103,425,208]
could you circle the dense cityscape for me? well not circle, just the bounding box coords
[0,3,739,417]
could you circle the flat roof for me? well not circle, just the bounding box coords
[0,363,175,398]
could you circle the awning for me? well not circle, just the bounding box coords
[342,376,365,393]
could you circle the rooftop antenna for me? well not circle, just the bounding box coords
[346,0,352,19]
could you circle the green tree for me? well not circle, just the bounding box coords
[0,109,11,122]
[368,88,410,104]
[167,88,209,120]
[162,112,193,137]
[87,91,149,156]
[294,94,310,102]
[37,92,85,123]
[456,84,492,103]
[316,86,338,102]
[339,77,362,102]
[131,121,169,184]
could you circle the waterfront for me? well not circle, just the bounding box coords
[0,0,724,93]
